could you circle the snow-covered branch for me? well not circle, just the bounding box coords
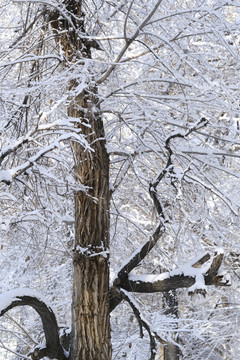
[119,251,230,294]
[0,131,89,184]
[110,251,230,312]
[0,289,67,360]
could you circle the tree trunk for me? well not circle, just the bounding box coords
[70,95,111,359]
[49,1,112,358]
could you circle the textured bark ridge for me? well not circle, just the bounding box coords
[71,104,111,360]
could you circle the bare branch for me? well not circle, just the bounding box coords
[5,313,38,345]
[192,253,211,268]
[97,0,164,84]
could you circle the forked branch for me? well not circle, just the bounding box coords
[110,251,230,311]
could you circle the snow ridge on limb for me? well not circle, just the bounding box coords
[119,251,230,294]
[110,251,230,312]
[0,289,67,360]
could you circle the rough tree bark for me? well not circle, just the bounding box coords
[70,93,111,360]
[49,1,111,359]
[70,96,111,360]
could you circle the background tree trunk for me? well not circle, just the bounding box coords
[163,290,179,360]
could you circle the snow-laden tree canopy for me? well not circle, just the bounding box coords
[0,0,239,359]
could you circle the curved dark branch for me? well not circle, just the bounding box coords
[149,118,208,219]
[114,119,209,289]
[0,290,66,360]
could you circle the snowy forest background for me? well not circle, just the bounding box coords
[0,0,240,359]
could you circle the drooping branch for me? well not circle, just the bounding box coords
[0,289,66,360]
[119,288,166,360]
